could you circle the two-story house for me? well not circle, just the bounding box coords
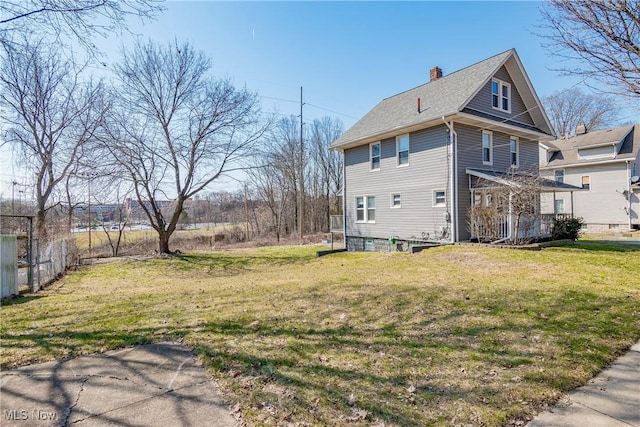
[330,49,565,251]
[540,124,640,232]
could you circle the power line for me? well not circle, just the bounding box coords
[260,95,299,104]
[260,95,357,120]
[305,103,358,120]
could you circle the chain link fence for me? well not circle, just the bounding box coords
[15,238,78,294]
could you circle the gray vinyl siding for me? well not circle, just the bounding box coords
[454,123,540,240]
[344,121,542,244]
[344,125,451,242]
[465,66,535,127]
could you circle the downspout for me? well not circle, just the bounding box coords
[443,117,458,243]
[627,160,632,230]
[342,150,347,249]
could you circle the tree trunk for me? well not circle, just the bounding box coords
[158,230,171,254]
[36,202,47,241]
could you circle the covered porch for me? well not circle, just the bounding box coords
[466,168,583,243]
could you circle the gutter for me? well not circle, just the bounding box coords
[332,115,458,151]
[443,117,458,243]
[540,156,637,170]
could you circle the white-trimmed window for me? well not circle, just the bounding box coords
[482,130,493,165]
[492,78,511,112]
[396,134,409,166]
[391,193,401,208]
[433,190,446,207]
[367,196,376,221]
[554,199,564,214]
[581,175,591,190]
[510,136,519,168]
[554,169,565,184]
[356,196,365,221]
[370,142,381,171]
[355,196,375,222]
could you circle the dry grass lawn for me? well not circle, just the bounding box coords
[2,242,639,426]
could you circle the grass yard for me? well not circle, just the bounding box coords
[73,224,246,256]
[2,243,639,426]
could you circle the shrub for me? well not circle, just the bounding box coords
[552,217,584,240]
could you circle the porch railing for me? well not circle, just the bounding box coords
[471,213,562,242]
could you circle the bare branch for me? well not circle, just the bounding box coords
[0,38,108,239]
[542,88,622,137]
[1,0,164,59]
[107,39,270,253]
[540,0,640,97]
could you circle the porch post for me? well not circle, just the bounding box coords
[570,191,574,218]
[470,189,474,239]
[508,192,513,240]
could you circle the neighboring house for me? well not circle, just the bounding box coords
[330,48,570,251]
[540,124,640,232]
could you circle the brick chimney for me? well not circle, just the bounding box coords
[430,66,443,81]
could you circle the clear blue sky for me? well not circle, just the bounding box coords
[2,1,639,197]
[95,0,635,127]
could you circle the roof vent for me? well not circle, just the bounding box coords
[576,123,587,135]
[430,66,443,81]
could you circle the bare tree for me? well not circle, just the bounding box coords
[243,115,343,242]
[543,88,621,137]
[0,0,163,57]
[1,39,108,239]
[541,0,640,97]
[469,170,544,245]
[267,115,304,237]
[309,117,344,232]
[94,180,133,257]
[106,40,270,254]
[247,155,293,243]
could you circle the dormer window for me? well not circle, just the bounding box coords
[492,79,511,112]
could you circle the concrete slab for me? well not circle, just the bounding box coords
[527,341,640,427]
[0,342,237,427]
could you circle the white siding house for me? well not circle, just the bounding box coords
[540,125,640,231]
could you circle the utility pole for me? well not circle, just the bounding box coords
[299,86,304,240]
[243,183,249,241]
[88,174,92,252]
[12,181,17,214]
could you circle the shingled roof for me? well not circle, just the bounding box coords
[331,49,553,150]
[541,124,640,168]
